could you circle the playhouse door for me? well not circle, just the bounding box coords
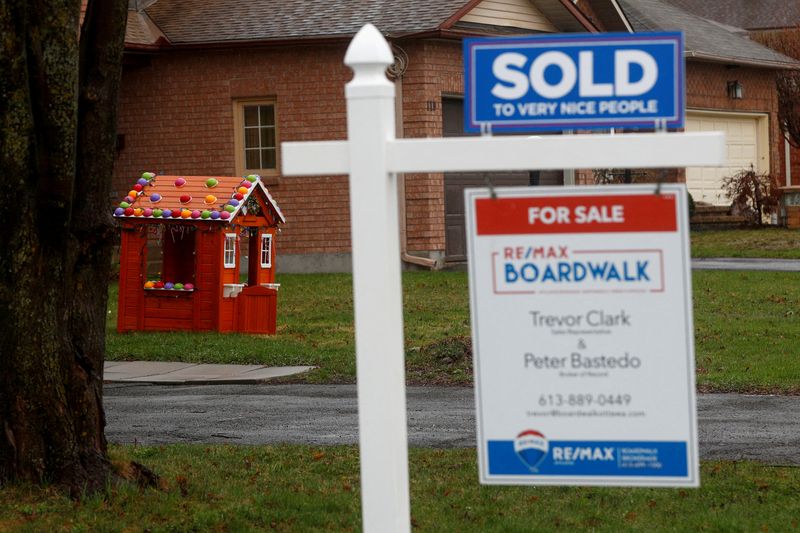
[236,285,277,334]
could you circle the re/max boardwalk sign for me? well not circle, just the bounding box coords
[466,185,699,487]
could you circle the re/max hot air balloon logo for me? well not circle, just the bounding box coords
[514,430,549,471]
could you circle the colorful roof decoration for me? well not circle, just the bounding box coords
[113,172,285,223]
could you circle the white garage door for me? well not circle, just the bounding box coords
[685,111,768,205]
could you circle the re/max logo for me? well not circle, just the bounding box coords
[551,446,615,462]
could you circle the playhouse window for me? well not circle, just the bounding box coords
[224,233,237,268]
[260,233,272,268]
[234,99,278,177]
[146,225,196,284]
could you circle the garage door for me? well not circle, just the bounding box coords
[445,172,532,261]
[441,97,562,261]
[685,111,768,205]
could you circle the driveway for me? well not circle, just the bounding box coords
[105,384,800,464]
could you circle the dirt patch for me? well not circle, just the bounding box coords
[406,336,474,386]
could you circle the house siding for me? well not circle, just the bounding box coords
[461,0,557,32]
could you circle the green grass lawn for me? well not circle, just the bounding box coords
[693,271,800,392]
[106,273,472,384]
[107,270,800,393]
[1,445,798,532]
[691,228,800,259]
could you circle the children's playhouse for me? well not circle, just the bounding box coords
[114,173,285,334]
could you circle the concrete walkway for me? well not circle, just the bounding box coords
[104,361,315,384]
[691,257,800,271]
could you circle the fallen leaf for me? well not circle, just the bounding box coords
[175,475,189,497]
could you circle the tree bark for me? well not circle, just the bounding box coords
[0,0,127,494]
[750,28,800,148]
[777,73,800,149]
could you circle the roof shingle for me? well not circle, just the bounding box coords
[663,0,800,31]
[124,9,167,46]
[143,0,472,45]
[617,0,799,69]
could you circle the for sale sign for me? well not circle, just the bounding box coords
[466,185,699,487]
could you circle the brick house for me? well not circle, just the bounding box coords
[116,0,798,272]
[664,0,800,189]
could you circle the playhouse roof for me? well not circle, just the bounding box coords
[113,173,286,224]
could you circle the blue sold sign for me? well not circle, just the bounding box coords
[464,32,684,132]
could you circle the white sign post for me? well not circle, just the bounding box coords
[282,23,726,533]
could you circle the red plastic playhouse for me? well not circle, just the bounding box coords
[114,173,285,334]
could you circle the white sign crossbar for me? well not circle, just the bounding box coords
[283,132,725,176]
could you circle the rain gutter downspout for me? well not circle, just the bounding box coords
[394,70,439,269]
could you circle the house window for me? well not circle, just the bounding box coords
[261,233,273,268]
[224,233,237,268]
[234,100,278,178]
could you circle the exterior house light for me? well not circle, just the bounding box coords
[727,80,743,99]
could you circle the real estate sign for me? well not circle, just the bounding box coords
[464,32,684,132]
[466,185,699,487]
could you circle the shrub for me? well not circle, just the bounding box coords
[592,168,673,185]
[721,165,780,225]
[687,191,696,219]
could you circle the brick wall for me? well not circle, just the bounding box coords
[791,145,800,186]
[116,44,354,256]
[399,40,465,253]
[686,61,783,179]
[116,40,468,259]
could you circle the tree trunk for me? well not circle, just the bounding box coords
[0,0,127,494]
[777,72,800,149]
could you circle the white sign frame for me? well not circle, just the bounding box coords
[466,184,699,487]
[281,24,720,532]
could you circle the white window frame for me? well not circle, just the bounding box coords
[224,233,237,269]
[260,233,273,268]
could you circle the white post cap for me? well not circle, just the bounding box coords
[344,24,393,68]
[344,24,394,96]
